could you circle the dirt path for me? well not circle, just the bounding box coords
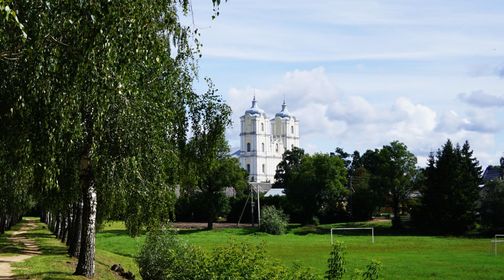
[0,220,41,279]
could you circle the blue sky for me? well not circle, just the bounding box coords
[187,0,504,167]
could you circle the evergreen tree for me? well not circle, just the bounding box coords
[415,140,481,234]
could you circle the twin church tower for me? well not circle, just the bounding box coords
[239,97,300,183]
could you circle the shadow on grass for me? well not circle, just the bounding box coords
[287,220,437,237]
[98,229,130,236]
[176,228,208,235]
[16,271,74,280]
[176,227,259,236]
[0,236,24,254]
[288,222,496,238]
[102,249,137,259]
[26,231,56,239]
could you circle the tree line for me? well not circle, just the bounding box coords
[271,139,504,235]
[174,138,503,236]
[1,0,228,277]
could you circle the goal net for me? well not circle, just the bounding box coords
[330,227,375,244]
[492,234,504,256]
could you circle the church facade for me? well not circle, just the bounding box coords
[239,97,300,183]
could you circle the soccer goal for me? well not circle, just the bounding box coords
[330,227,375,244]
[491,234,504,256]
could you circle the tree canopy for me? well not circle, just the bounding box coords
[480,180,504,231]
[279,151,348,224]
[1,0,226,276]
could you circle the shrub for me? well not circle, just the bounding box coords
[362,260,381,280]
[325,242,381,280]
[208,241,287,279]
[260,205,289,235]
[136,228,208,280]
[137,228,319,280]
[325,242,346,280]
[208,241,319,280]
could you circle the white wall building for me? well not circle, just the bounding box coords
[239,97,300,183]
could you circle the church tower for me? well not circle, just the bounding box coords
[239,97,299,183]
[272,100,300,152]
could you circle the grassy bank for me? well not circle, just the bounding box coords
[4,218,129,279]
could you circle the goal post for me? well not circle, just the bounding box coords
[330,227,375,244]
[492,234,504,256]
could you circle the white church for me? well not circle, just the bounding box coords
[239,97,300,183]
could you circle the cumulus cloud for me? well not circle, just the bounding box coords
[226,67,502,167]
[458,90,504,107]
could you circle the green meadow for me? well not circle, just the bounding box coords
[5,218,504,279]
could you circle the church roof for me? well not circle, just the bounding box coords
[275,100,293,119]
[264,188,285,197]
[483,165,503,182]
[245,96,265,116]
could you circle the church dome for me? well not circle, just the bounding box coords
[245,97,265,116]
[275,100,292,118]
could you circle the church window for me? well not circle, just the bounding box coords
[261,123,264,131]
[291,125,294,134]
[262,164,265,173]
[291,144,294,149]
[261,143,265,152]
[247,142,251,152]
[246,164,250,174]
[276,143,279,152]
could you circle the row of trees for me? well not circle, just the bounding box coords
[273,140,489,234]
[1,0,229,277]
[174,138,501,235]
[274,141,419,229]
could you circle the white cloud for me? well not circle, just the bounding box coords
[226,67,502,167]
[190,1,504,62]
[458,90,504,107]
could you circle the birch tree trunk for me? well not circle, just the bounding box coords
[68,200,83,257]
[75,113,97,277]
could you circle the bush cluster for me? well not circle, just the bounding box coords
[260,206,289,235]
[137,228,381,280]
[136,228,318,280]
[136,228,207,280]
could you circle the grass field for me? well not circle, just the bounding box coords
[96,220,504,280]
[3,218,504,279]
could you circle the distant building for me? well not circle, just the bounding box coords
[239,97,299,183]
[482,157,504,182]
[264,188,285,197]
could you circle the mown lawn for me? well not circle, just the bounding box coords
[4,218,504,279]
[96,220,504,280]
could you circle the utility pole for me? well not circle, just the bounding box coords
[257,184,261,227]
[250,184,255,227]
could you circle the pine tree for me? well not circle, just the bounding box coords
[415,140,481,234]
